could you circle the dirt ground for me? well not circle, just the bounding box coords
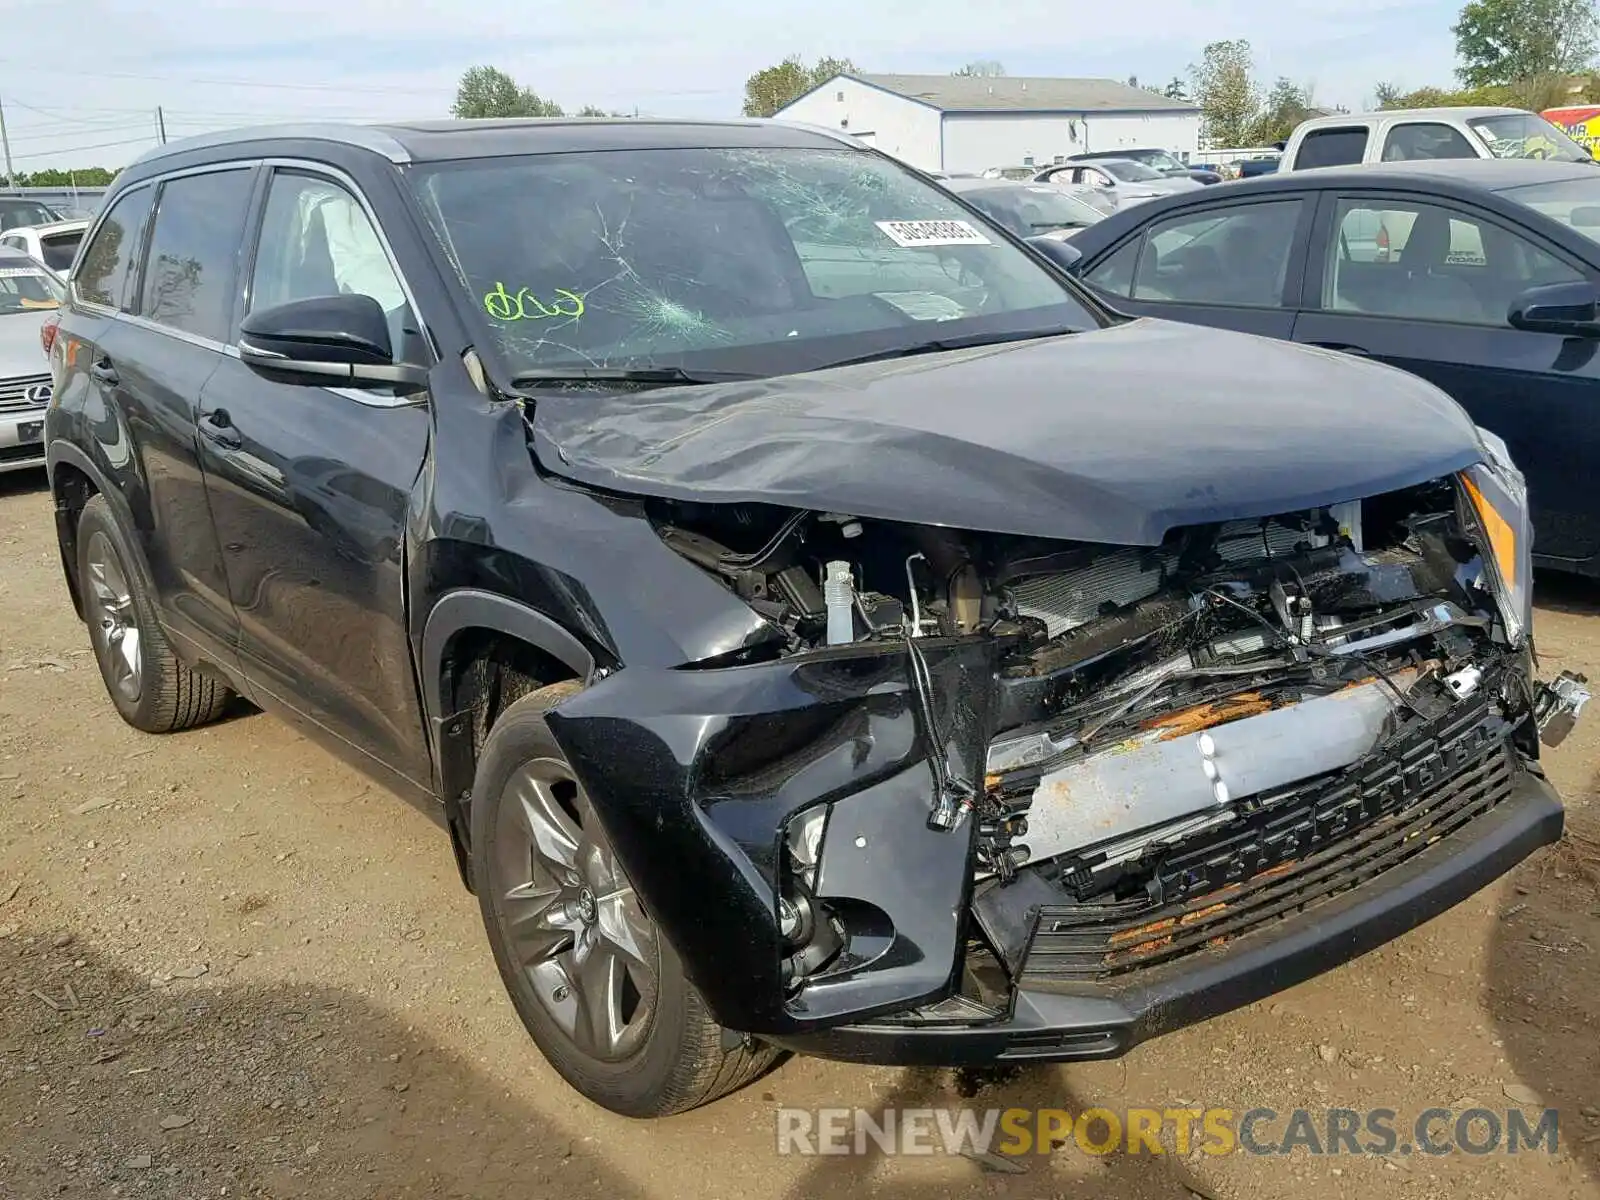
[1,466,1597,1200]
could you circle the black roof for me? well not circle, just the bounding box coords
[124,117,860,172]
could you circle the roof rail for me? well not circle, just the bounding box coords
[126,123,411,168]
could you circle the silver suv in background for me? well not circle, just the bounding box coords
[0,248,61,474]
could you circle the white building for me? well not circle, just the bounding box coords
[774,73,1201,174]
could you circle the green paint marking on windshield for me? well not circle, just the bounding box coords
[483,282,585,321]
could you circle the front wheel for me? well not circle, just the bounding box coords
[470,681,778,1117]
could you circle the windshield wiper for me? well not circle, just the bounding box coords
[820,326,1079,370]
[511,366,757,390]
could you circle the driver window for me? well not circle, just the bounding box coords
[250,171,415,358]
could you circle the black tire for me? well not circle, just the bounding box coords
[76,494,231,733]
[471,681,778,1117]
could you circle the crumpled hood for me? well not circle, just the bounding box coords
[530,318,1485,546]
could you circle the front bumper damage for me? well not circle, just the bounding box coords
[545,631,1581,1055]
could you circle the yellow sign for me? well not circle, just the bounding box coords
[483,282,584,322]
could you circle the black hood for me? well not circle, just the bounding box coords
[530,318,1486,546]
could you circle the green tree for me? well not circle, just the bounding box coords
[1190,39,1259,146]
[741,55,859,117]
[1163,76,1190,100]
[1248,77,1315,143]
[955,60,1006,77]
[451,65,564,119]
[3,167,116,187]
[1453,0,1599,89]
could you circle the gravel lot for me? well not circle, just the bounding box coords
[1,466,1597,1200]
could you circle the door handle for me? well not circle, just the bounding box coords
[198,408,242,450]
[1307,341,1371,357]
[90,359,119,385]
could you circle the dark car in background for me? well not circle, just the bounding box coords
[1061,158,1600,576]
[1070,147,1223,185]
[42,118,1582,1120]
[941,177,1106,239]
[0,196,65,231]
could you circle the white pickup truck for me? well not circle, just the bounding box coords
[1278,106,1593,170]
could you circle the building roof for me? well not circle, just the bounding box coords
[847,73,1199,113]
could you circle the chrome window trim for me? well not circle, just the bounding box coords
[73,155,433,411]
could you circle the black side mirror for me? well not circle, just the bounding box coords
[1026,234,1083,273]
[238,294,427,389]
[1507,281,1600,337]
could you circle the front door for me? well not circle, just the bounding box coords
[1294,192,1600,567]
[196,165,434,784]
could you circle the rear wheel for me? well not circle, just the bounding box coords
[76,495,231,733]
[470,681,778,1117]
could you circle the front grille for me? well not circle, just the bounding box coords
[1021,736,1517,984]
[0,373,50,414]
[0,442,45,464]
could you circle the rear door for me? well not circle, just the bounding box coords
[195,163,434,785]
[62,172,250,666]
[1294,190,1600,566]
[1078,194,1314,338]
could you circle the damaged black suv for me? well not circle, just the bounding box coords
[44,118,1589,1117]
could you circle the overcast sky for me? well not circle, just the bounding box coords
[0,0,1464,173]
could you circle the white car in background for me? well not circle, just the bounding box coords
[1032,157,1202,208]
[1279,107,1593,170]
[0,219,89,274]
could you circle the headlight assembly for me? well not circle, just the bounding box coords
[1459,427,1533,646]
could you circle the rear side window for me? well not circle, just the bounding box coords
[40,231,83,273]
[1296,128,1368,169]
[75,186,155,310]
[1381,123,1478,162]
[1132,200,1303,307]
[139,168,255,342]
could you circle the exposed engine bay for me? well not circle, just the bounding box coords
[644,471,1589,1015]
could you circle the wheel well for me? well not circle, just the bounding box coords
[51,462,98,619]
[436,627,584,888]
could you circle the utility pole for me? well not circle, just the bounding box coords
[156,106,167,145]
[0,97,15,190]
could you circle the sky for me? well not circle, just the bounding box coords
[0,0,1469,173]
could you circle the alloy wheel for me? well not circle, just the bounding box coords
[85,530,142,704]
[489,756,659,1062]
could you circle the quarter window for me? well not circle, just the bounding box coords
[1324,197,1585,325]
[75,186,155,310]
[139,169,255,342]
[1085,239,1139,297]
[1130,200,1303,307]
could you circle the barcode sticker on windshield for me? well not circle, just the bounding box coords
[0,268,42,278]
[875,219,992,248]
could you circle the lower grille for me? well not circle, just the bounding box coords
[0,373,51,414]
[0,443,45,464]
[1021,740,1517,984]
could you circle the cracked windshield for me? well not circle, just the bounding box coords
[408,146,1092,376]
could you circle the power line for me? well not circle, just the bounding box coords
[0,59,444,96]
[10,135,156,162]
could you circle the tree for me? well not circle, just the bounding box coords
[451,65,564,119]
[1453,0,1599,89]
[1163,76,1190,100]
[955,60,1005,77]
[1190,39,1259,147]
[741,55,859,117]
[1,166,115,187]
[1248,77,1315,144]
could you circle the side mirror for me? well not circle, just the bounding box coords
[1027,235,1083,273]
[238,294,427,388]
[1507,281,1600,337]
